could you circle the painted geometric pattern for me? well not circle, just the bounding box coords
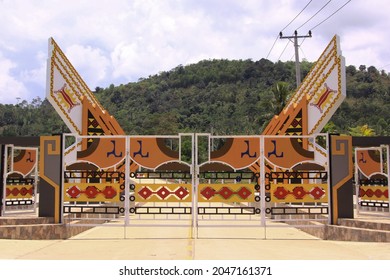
[359,186,389,202]
[6,185,34,199]
[198,184,255,203]
[285,110,303,136]
[135,184,192,202]
[87,111,104,146]
[64,183,120,202]
[271,183,328,203]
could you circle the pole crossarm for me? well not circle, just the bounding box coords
[279,30,312,87]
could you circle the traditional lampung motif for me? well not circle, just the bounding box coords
[310,83,337,113]
[198,184,255,203]
[285,110,303,136]
[271,183,328,203]
[359,186,389,202]
[6,185,34,199]
[54,83,80,113]
[47,37,124,136]
[64,183,121,202]
[135,184,192,202]
[262,35,345,136]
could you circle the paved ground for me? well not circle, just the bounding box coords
[1,222,390,260]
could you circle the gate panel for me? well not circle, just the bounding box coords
[355,146,390,215]
[266,171,329,219]
[62,134,127,225]
[195,134,262,238]
[126,134,194,233]
[2,145,38,214]
[263,134,330,226]
[61,133,333,237]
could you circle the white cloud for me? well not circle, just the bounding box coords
[1,0,390,104]
[65,44,111,88]
[20,51,46,85]
[0,52,29,104]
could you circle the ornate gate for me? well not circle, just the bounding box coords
[355,146,390,216]
[1,145,38,215]
[195,134,261,238]
[62,134,196,236]
[61,133,331,237]
[263,135,330,227]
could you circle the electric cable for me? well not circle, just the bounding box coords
[310,0,351,31]
[296,0,332,31]
[266,0,312,59]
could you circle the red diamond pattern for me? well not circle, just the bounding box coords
[138,185,191,201]
[365,188,374,198]
[273,186,289,200]
[156,187,170,200]
[292,186,307,199]
[138,187,153,199]
[310,187,325,200]
[85,186,99,199]
[67,185,82,198]
[200,187,216,200]
[102,186,117,199]
[237,187,251,199]
[175,186,189,200]
[218,187,234,199]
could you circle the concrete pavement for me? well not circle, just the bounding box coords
[1,223,390,260]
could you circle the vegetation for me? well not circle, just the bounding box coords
[1,59,389,136]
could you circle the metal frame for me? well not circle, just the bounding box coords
[355,145,390,216]
[61,133,331,238]
[1,145,38,215]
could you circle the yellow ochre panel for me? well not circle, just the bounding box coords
[198,183,255,203]
[135,183,192,202]
[64,183,121,202]
[271,183,328,203]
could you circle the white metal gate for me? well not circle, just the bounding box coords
[61,133,331,238]
[1,145,38,215]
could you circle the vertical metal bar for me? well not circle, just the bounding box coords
[33,147,39,214]
[59,134,65,224]
[0,144,5,216]
[193,133,198,239]
[326,133,333,225]
[260,135,266,227]
[125,135,130,227]
[354,148,360,216]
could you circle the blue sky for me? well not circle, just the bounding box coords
[0,0,389,104]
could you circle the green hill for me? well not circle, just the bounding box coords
[1,59,389,136]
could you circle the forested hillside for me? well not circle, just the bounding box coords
[1,59,389,136]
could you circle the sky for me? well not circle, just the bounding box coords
[0,0,389,104]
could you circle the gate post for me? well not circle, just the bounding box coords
[39,135,63,223]
[328,134,354,225]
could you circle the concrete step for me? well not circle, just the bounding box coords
[338,218,390,231]
[0,223,93,240]
[325,224,390,242]
[0,217,53,226]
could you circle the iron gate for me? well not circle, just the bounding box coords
[1,145,38,215]
[61,133,331,237]
[355,146,390,216]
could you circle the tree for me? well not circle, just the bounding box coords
[349,124,376,136]
[271,81,291,115]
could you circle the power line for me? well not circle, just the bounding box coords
[296,0,332,31]
[266,0,312,59]
[281,0,313,32]
[266,34,280,59]
[311,0,352,31]
[278,40,291,61]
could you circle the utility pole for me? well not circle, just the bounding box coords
[279,30,312,87]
